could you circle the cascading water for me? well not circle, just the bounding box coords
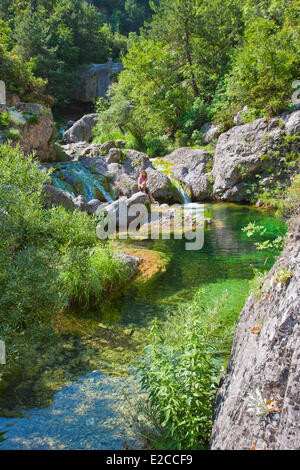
[151,158,191,204]
[172,179,191,204]
[51,162,114,203]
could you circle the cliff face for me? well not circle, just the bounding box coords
[75,62,124,102]
[210,216,300,450]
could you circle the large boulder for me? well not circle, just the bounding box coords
[15,103,56,161]
[201,122,221,143]
[164,147,213,201]
[212,114,300,202]
[63,114,98,143]
[99,192,149,228]
[282,110,300,136]
[211,216,300,450]
[107,149,181,204]
[43,184,74,210]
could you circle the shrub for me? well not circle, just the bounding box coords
[0,143,129,368]
[138,280,250,449]
[0,111,13,128]
[3,128,21,141]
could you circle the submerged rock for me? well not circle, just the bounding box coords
[115,252,141,276]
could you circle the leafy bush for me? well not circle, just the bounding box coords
[2,128,21,141]
[138,281,250,449]
[0,143,129,365]
[217,6,300,120]
[0,111,13,128]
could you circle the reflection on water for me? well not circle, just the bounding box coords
[0,203,286,450]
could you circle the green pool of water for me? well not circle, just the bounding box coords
[98,203,286,327]
[0,203,286,449]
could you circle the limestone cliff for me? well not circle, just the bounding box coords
[210,216,300,450]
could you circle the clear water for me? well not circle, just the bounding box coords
[0,203,286,450]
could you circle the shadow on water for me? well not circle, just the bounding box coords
[0,203,286,449]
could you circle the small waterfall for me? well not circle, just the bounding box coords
[172,179,191,204]
[51,162,113,203]
[151,158,191,204]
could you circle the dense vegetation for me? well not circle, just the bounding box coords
[0,143,129,382]
[0,0,152,103]
[138,281,250,449]
[0,0,299,451]
[91,0,154,34]
[95,0,300,155]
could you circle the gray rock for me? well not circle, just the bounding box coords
[75,62,124,102]
[87,199,102,215]
[14,102,56,161]
[106,148,122,164]
[211,216,300,450]
[115,139,127,148]
[100,140,116,153]
[233,106,249,126]
[73,195,88,212]
[0,80,5,104]
[212,116,288,201]
[164,147,213,200]
[108,149,181,204]
[62,142,102,159]
[43,184,74,210]
[99,192,149,228]
[115,252,141,276]
[201,122,220,143]
[63,114,98,143]
[84,156,109,177]
[283,110,300,135]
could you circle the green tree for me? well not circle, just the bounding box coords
[219,0,300,116]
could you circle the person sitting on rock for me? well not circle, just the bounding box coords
[138,170,156,204]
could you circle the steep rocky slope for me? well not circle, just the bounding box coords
[210,216,300,450]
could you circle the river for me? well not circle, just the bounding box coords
[0,203,286,450]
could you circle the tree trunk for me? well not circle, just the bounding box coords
[184,19,199,97]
